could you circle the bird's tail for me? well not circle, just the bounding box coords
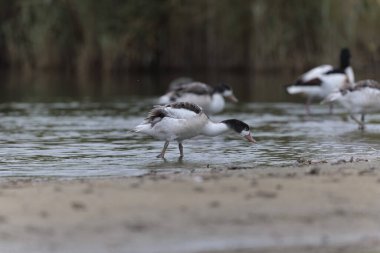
[133,123,150,133]
[321,91,343,104]
[286,85,305,95]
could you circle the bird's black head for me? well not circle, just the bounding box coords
[213,83,238,102]
[213,83,232,94]
[222,119,255,142]
[340,48,351,69]
[222,119,249,133]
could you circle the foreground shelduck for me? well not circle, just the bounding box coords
[134,102,255,159]
[323,79,380,130]
[286,48,355,114]
[158,82,238,114]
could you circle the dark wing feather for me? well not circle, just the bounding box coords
[145,106,167,126]
[349,79,380,92]
[167,82,212,102]
[174,82,212,95]
[294,77,322,86]
[166,102,203,114]
[168,77,193,91]
[144,102,203,126]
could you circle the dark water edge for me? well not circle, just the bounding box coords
[0,68,379,103]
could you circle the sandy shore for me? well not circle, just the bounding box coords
[1,158,380,253]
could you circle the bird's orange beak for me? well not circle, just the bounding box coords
[226,94,238,103]
[245,133,256,143]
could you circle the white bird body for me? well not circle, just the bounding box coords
[323,79,380,129]
[134,102,254,158]
[158,82,237,114]
[135,108,208,141]
[318,72,352,97]
[336,89,380,114]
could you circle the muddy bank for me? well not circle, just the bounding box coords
[0,159,380,253]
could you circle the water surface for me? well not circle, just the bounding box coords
[1,71,380,177]
[0,98,379,177]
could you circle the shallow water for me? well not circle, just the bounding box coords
[0,98,379,177]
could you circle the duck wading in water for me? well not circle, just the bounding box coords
[134,102,255,159]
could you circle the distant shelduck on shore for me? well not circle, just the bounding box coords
[286,48,355,114]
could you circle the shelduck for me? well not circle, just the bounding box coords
[286,48,355,114]
[322,79,380,130]
[158,82,238,114]
[134,102,255,159]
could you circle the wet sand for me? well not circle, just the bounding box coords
[1,158,380,253]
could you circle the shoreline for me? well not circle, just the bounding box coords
[0,158,380,253]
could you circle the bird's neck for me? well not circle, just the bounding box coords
[340,56,350,69]
[201,121,229,136]
[345,66,355,84]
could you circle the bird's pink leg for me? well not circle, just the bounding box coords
[157,141,169,158]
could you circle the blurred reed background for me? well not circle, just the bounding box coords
[0,0,379,77]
